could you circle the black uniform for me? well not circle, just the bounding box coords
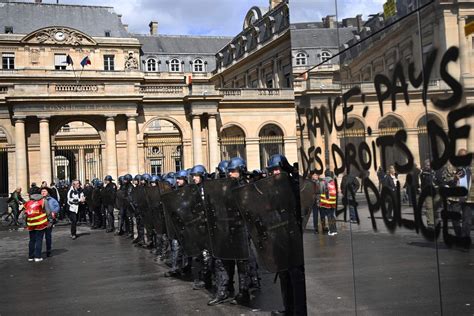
[102,182,117,232]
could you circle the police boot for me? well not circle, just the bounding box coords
[230,290,250,305]
[208,292,229,306]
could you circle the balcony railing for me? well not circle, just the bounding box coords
[55,84,99,92]
[218,88,293,99]
[140,85,187,95]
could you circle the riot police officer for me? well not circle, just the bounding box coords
[267,154,307,316]
[164,170,189,278]
[131,174,146,246]
[102,175,117,233]
[91,180,105,229]
[189,165,212,290]
[208,160,235,306]
[226,157,253,306]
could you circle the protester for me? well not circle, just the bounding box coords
[309,171,322,234]
[41,187,60,257]
[67,180,85,239]
[28,182,41,196]
[24,193,48,262]
[7,187,25,226]
[382,165,399,220]
[341,172,360,223]
[320,169,338,236]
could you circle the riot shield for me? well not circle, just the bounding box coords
[300,177,316,229]
[115,189,125,210]
[133,185,153,227]
[233,173,304,273]
[203,178,249,260]
[144,186,166,235]
[158,182,173,194]
[161,184,210,257]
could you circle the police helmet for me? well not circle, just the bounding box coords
[118,176,124,185]
[95,180,104,188]
[164,172,175,179]
[217,160,229,176]
[190,165,207,177]
[227,157,247,173]
[267,154,290,171]
[91,178,99,186]
[176,170,188,179]
[150,175,160,184]
[142,173,151,182]
[124,174,133,182]
[104,175,113,182]
[164,176,176,188]
[134,174,142,182]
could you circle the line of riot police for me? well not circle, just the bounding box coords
[93,154,308,315]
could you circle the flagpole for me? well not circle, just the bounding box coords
[71,64,78,83]
[78,66,84,84]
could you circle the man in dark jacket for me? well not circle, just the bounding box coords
[7,187,25,226]
[341,172,360,223]
[102,175,117,233]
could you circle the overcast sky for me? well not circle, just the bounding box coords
[39,0,385,35]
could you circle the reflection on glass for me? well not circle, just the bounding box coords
[291,0,473,313]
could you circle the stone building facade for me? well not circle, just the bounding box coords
[0,0,292,194]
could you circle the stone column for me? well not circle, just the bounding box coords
[457,16,473,152]
[105,116,118,180]
[78,147,85,184]
[192,114,203,165]
[246,137,260,171]
[14,117,28,192]
[273,58,280,88]
[284,136,298,167]
[39,117,52,184]
[127,115,139,175]
[458,16,470,78]
[207,114,220,169]
[93,147,100,179]
[257,67,263,88]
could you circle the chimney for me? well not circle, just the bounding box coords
[35,0,42,3]
[356,14,363,32]
[323,15,336,28]
[269,0,281,9]
[149,21,158,35]
[123,24,129,32]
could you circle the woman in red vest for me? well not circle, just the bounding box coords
[24,193,48,262]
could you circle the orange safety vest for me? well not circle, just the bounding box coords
[25,199,48,231]
[320,179,337,208]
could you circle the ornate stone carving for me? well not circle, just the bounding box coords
[21,27,97,46]
[124,52,138,70]
[30,48,40,64]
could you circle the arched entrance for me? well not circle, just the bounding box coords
[220,125,246,161]
[259,123,284,169]
[417,114,444,166]
[53,121,102,184]
[378,115,405,171]
[0,129,8,196]
[339,118,365,176]
[143,119,183,175]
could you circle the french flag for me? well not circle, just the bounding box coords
[80,56,91,67]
